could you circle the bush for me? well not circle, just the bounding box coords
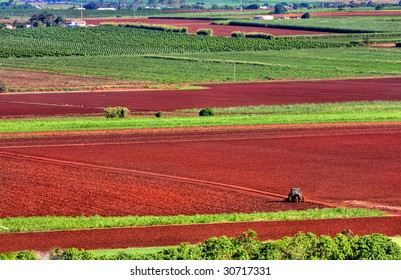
[196,29,213,36]
[245,33,274,40]
[301,12,311,19]
[199,108,215,116]
[59,248,96,260]
[155,112,163,118]
[15,251,38,260]
[231,31,245,38]
[396,42,401,47]
[104,107,130,118]
[0,81,7,93]
[352,234,401,260]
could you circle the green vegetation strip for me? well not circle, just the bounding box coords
[1,101,401,134]
[0,208,385,233]
[1,47,399,83]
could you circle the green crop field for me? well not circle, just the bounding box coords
[228,17,401,33]
[0,101,400,134]
[1,47,399,83]
[0,25,358,59]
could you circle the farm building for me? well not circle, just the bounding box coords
[254,15,274,20]
[66,20,87,27]
[276,14,302,19]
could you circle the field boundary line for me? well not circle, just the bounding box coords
[0,150,337,208]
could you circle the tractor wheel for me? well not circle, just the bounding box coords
[294,196,299,203]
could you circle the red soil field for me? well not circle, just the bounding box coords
[0,146,323,218]
[1,123,400,219]
[85,18,337,36]
[1,78,401,117]
[1,216,401,253]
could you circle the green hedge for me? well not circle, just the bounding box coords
[196,29,213,36]
[245,32,274,40]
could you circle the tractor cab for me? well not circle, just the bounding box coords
[285,188,305,203]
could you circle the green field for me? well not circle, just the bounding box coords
[0,101,400,134]
[0,47,399,83]
[0,208,385,233]
[228,17,401,33]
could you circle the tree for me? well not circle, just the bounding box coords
[245,4,260,10]
[167,0,178,7]
[301,12,310,19]
[273,3,287,14]
[29,12,58,27]
[0,81,7,93]
[83,2,99,9]
[118,0,128,10]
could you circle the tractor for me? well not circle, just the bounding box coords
[285,188,305,203]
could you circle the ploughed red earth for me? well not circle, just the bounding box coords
[1,78,401,117]
[1,216,401,253]
[1,123,401,251]
[84,18,337,36]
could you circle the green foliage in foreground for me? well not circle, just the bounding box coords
[0,208,384,233]
[1,101,401,134]
[2,230,400,260]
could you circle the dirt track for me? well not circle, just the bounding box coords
[1,78,400,117]
[1,216,401,253]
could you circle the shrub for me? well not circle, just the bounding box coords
[301,12,311,19]
[199,108,215,116]
[0,81,7,93]
[15,251,38,260]
[155,111,163,118]
[104,107,130,118]
[352,234,401,260]
[245,33,274,40]
[396,42,401,48]
[231,31,245,38]
[59,248,96,260]
[196,29,213,36]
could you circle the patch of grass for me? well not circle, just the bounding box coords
[0,208,385,233]
[90,246,176,257]
[0,101,400,134]
[179,101,401,114]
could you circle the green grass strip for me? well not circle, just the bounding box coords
[0,208,385,233]
[1,101,401,134]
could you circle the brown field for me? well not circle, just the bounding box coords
[0,68,144,91]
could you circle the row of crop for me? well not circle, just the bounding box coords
[100,22,188,33]
[0,26,360,58]
[228,20,377,34]
[279,32,401,41]
[1,230,400,260]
